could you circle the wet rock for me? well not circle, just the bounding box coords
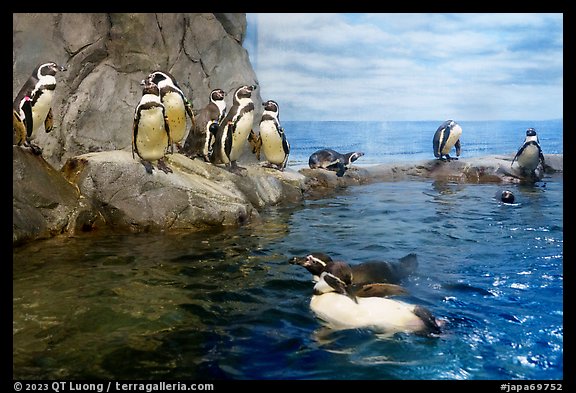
[60,150,306,232]
[13,146,104,246]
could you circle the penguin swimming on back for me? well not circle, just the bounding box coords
[309,261,442,336]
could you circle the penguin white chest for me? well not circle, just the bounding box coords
[229,110,254,161]
[135,107,169,161]
[260,120,286,165]
[517,144,540,171]
[29,89,54,139]
[441,124,462,154]
[310,293,427,334]
[162,92,187,143]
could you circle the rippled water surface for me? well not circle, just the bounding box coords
[13,175,563,380]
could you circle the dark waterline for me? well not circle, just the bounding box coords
[13,175,563,380]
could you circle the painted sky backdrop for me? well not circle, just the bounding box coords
[244,13,563,121]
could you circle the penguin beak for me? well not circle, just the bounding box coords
[289,256,307,266]
[251,84,258,91]
[58,64,67,72]
[140,79,147,86]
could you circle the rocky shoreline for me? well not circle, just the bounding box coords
[13,146,562,246]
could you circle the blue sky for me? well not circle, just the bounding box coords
[244,13,563,121]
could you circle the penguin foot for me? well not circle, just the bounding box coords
[157,159,173,174]
[27,142,43,155]
[141,160,154,174]
[229,161,247,175]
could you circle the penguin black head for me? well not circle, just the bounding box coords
[263,100,279,113]
[313,261,358,303]
[500,190,515,204]
[210,89,226,102]
[141,80,160,96]
[145,70,179,87]
[526,128,537,137]
[289,252,333,276]
[235,84,256,100]
[36,62,66,78]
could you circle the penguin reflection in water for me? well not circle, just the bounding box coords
[511,128,545,181]
[13,61,67,155]
[433,119,463,161]
[132,80,172,174]
[310,261,442,337]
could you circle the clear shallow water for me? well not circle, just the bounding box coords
[13,176,563,380]
[284,119,563,166]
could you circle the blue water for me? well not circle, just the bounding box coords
[13,121,563,381]
[284,119,563,166]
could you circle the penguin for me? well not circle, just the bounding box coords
[12,61,67,155]
[258,100,290,171]
[132,80,172,174]
[433,119,463,161]
[211,84,257,171]
[13,96,32,146]
[498,190,516,204]
[143,70,195,153]
[310,261,442,336]
[511,128,545,178]
[290,252,418,287]
[308,149,364,177]
[181,88,227,162]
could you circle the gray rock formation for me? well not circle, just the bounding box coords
[13,146,104,246]
[13,13,260,170]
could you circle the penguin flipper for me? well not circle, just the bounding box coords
[455,139,461,156]
[21,98,34,139]
[511,146,524,166]
[44,107,54,133]
[353,283,409,298]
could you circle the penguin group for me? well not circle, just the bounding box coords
[13,63,293,176]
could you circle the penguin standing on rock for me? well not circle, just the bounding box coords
[258,100,290,171]
[511,128,545,179]
[132,80,172,174]
[13,61,67,155]
[433,120,462,161]
[211,84,257,172]
[143,71,195,153]
[182,88,226,161]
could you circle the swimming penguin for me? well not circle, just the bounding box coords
[258,100,290,171]
[310,262,442,336]
[433,120,463,161]
[132,80,172,174]
[12,61,67,155]
[498,190,516,204]
[181,88,227,161]
[143,70,195,153]
[308,149,364,177]
[290,252,418,287]
[211,84,257,171]
[511,128,545,179]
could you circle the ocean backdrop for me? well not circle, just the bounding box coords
[13,119,563,381]
[283,119,563,166]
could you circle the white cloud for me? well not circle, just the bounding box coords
[245,13,563,121]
